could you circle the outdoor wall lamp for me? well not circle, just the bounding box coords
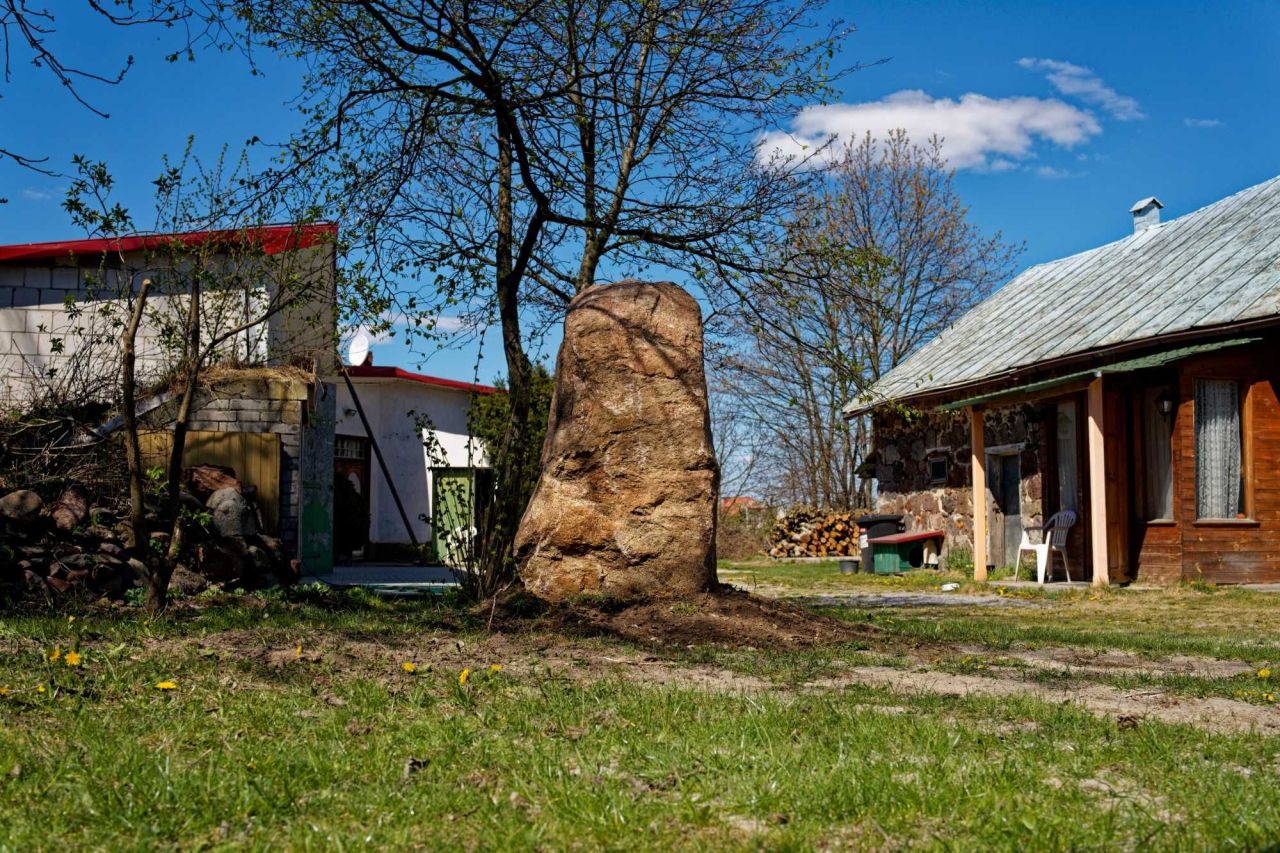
[1157,389,1176,416]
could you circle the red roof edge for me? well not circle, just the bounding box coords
[346,365,496,395]
[0,223,338,264]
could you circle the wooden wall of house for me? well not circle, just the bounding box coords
[1128,340,1280,584]
[870,334,1279,584]
[1174,344,1280,583]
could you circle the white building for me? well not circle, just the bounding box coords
[0,226,495,572]
[333,365,494,563]
[0,226,336,405]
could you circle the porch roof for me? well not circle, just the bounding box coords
[845,174,1280,416]
[935,336,1260,411]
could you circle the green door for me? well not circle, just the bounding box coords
[431,468,475,567]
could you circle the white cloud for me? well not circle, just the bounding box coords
[1035,165,1079,179]
[346,313,470,349]
[1184,117,1223,128]
[759,89,1100,171]
[1017,57,1144,121]
[21,188,53,201]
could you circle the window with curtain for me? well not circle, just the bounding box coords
[1141,386,1174,520]
[1195,379,1244,519]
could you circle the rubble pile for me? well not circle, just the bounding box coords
[0,464,294,601]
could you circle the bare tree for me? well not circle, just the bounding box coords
[724,130,1022,509]
[230,0,853,598]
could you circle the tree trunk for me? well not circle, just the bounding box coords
[120,274,170,611]
[471,115,537,597]
[165,280,201,564]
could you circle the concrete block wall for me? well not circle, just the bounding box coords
[0,245,335,408]
[0,261,207,405]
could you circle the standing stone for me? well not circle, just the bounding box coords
[515,280,719,601]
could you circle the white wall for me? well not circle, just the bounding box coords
[334,377,487,545]
[0,244,334,406]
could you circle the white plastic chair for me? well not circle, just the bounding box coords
[1013,510,1077,584]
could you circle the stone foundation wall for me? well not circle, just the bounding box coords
[871,404,1048,565]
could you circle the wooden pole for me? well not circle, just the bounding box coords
[340,367,421,551]
[1087,376,1109,586]
[970,407,988,582]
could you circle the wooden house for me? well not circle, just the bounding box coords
[845,178,1280,585]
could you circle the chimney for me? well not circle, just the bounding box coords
[1130,196,1164,233]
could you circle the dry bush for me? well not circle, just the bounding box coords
[716,510,773,560]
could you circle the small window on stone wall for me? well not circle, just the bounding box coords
[928,456,948,484]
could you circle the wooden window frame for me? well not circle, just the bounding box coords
[927,455,948,485]
[1191,376,1255,524]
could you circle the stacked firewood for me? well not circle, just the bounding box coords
[768,507,861,558]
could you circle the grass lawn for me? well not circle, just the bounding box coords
[3,572,1280,850]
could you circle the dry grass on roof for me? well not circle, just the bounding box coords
[147,362,317,398]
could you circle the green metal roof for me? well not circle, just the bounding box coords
[845,173,1280,415]
[936,337,1260,411]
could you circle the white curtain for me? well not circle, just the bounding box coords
[1195,379,1242,519]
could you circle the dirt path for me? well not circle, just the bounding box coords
[974,646,1257,679]
[193,629,1278,735]
[808,666,1280,734]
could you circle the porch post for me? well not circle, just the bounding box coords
[970,406,988,582]
[1086,376,1110,586]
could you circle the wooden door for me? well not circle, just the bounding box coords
[986,453,1022,568]
[334,435,370,557]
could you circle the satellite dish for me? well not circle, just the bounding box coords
[346,331,371,367]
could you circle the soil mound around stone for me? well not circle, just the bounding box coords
[500,584,874,650]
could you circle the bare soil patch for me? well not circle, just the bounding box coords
[519,584,874,650]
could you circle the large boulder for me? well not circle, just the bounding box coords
[0,490,43,528]
[207,487,259,538]
[515,280,719,601]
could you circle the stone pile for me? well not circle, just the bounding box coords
[0,464,294,601]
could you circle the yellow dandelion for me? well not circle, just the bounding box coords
[1259,668,1271,679]
[459,667,471,686]
[63,651,81,667]
[489,664,503,674]
[402,662,418,674]
[48,647,62,663]
[67,615,75,624]
[295,644,303,659]
[0,687,9,696]
[155,680,177,691]
[36,685,46,694]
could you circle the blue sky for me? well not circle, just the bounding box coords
[1,0,1277,382]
